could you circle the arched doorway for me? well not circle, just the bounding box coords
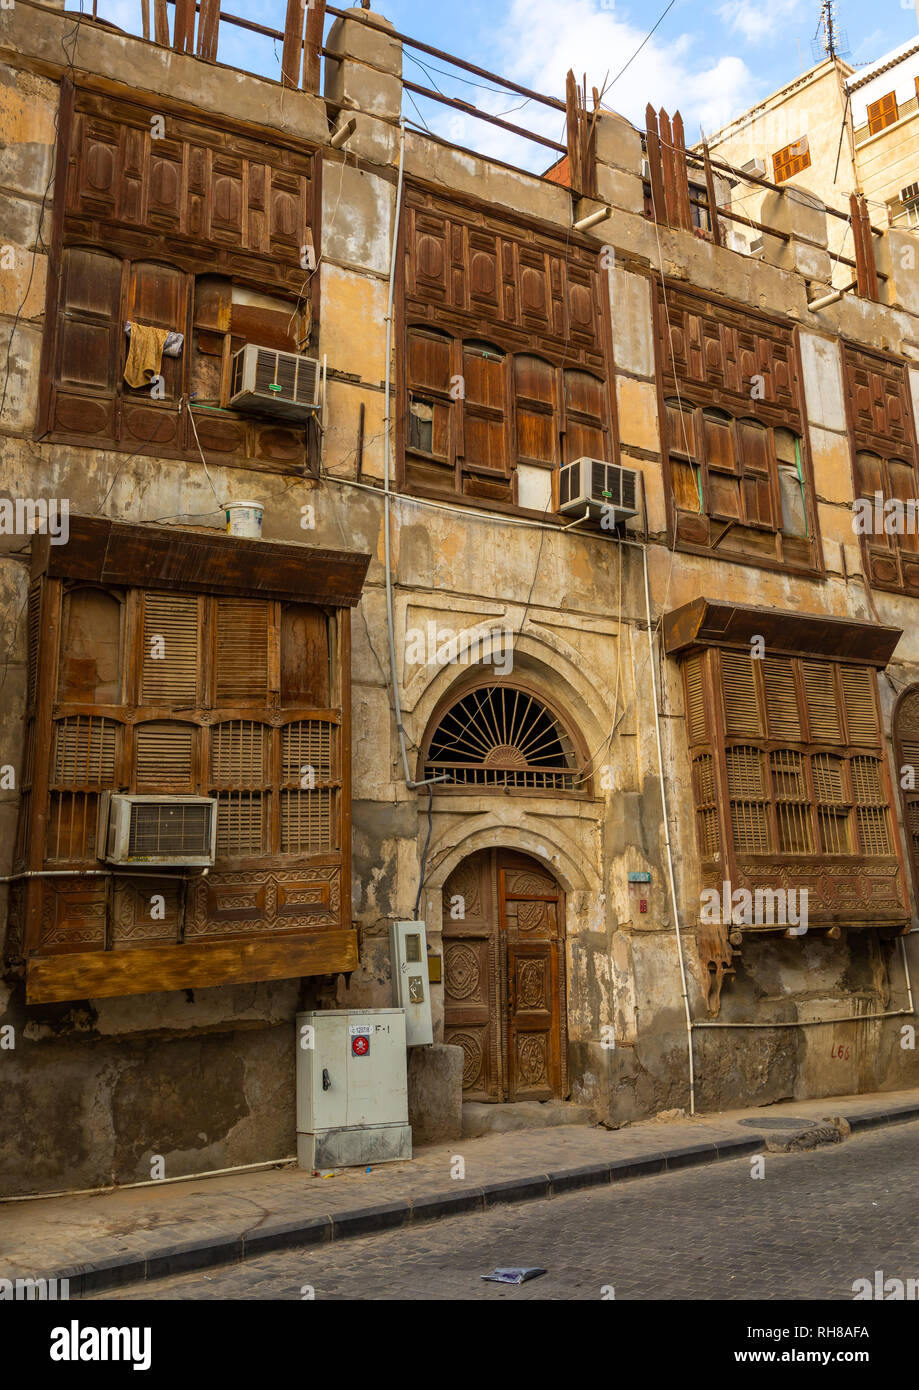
[442,849,568,1102]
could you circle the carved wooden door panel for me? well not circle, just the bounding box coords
[443,849,566,1102]
[442,851,502,1101]
[501,854,566,1102]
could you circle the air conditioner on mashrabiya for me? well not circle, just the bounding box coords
[228,344,322,421]
[557,457,639,524]
[98,793,217,868]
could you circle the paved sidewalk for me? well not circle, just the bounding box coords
[4,1087,919,1296]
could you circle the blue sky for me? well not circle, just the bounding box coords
[96,0,919,169]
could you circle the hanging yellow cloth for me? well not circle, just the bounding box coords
[123,322,170,389]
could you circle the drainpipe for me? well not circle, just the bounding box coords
[640,517,696,1115]
[382,117,447,794]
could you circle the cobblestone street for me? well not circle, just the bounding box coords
[98,1118,919,1301]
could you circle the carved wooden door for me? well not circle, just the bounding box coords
[442,850,566,1102]
[501,854,566,1101]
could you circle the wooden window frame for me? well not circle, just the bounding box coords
[843,341,919,596]
[41,246,317,475]
[679,642,909,931]
[773,136,811,183]
[893,685,919,910]
[655,284,822,576]
[36,79,322,477]
[403,325,613,509]
[15,519,369,1004]
[867,92,898,135]
[399,182,618,519]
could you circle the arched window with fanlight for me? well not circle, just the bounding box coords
[421,682,587,793]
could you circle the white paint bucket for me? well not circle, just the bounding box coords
[224,500,264,538]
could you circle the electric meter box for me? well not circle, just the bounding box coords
[296,1008,411,1170]
[389,920,434,1046]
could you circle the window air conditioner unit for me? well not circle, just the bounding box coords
[741,156,767,179]
[901,182,919,204]
[98,793,217,868]
[228,344,322,421]
[557,457,639,523]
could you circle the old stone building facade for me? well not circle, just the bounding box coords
[3,1,919,1195]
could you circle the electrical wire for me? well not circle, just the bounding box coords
[413,783,434,916]
[607,0,679,93]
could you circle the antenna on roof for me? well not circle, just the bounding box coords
[812,1,851,63]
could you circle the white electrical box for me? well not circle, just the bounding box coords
[296,1008,411,1170]
[389,920,434,1046]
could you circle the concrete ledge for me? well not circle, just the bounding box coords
[242,1216,332,1259]
[330,1201,411,1239]
[411,1188,485,1222]
[28,1095,919,1297]
[145,1235,243,1283]
[481,1175,551,1207]
[663,1142,719,1170]
[548,1163,612,1194]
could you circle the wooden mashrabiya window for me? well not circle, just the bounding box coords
[38,82,320,473]
[655,283,821,576]
[14,518,369,1004]
[665,598,910,938]
[843,341,919,597]
[400,185,617,511]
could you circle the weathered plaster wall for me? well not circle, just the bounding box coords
[2,4,919,1194]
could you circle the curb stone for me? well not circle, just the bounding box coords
[23,1098,919,1297]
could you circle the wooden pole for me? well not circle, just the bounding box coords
[645,104,666,225]
[702,140,722,246]
[303,0,326,94]
[281,0,305,89]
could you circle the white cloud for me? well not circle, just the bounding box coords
[716,0,801,45]
[415,0,761,172]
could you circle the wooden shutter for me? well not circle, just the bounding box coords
[280,605,330,707]
[280,788,334,853]
[683,654,708,744]
[721,650,761,737]
[693,754,719,856]
[840,666,878,744]
[813,753,850,853]
[773,137,810,183]
[463,341,509,475]
[126,262,188,399]
[763,657,802,740]
[215,793,265,857]
[135,722,195,791]
[851,756,891,855]
[515,355,558,465]
[802,661,842,742]
[895,689,919,890]
[563,369,609,464]
[725,746,769,853]
[215,598,269,701]
[867,92,897,135]
[282,721,333,782]
[142,592,199,705]
[27,581,41,706]
[59,588,122,704]
[57,247,122,392]
[210,720,268,786]
[53,716,118,786]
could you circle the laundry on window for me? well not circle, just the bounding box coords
[123,321,184,389]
